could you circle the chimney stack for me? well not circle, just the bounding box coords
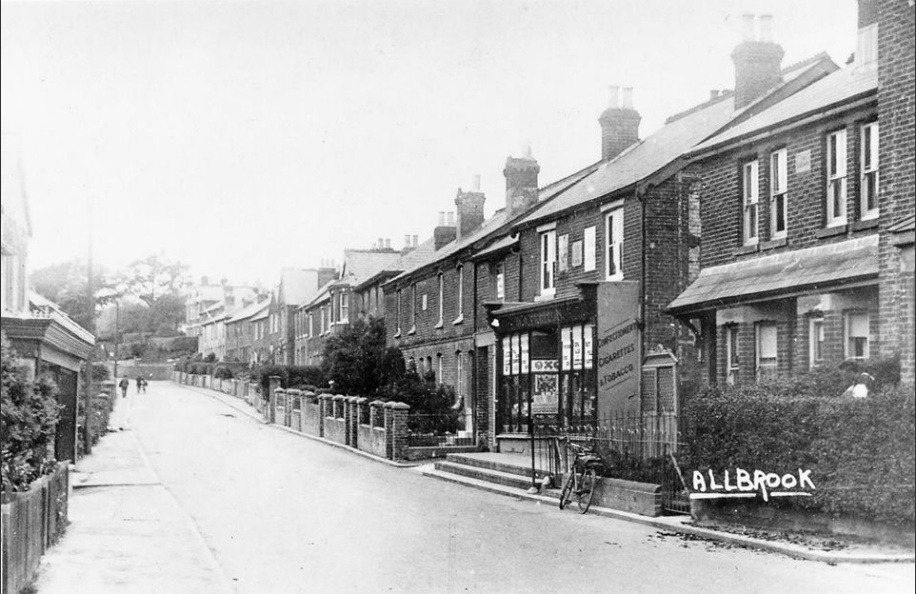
[455,176,486,241]
[434,211,457,251]
[504,150,540,218]
[412,235,418,247]
[598,85,641,161]
[732,14,785,109]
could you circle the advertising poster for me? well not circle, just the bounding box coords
[596,282,641,415]
[584,323,594,369]
[532,373,559,414]
[572,325,583,369]
[561,327,572,370]
[502,337,512,376]
[511,334,520,376]
[520,333,530,374]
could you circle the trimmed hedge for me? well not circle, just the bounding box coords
[252,365,326,396]
[683,369,915,526]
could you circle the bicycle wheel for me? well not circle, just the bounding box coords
[576,468,597,514]
[558,470,575,510]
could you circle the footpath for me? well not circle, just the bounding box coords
[33,391,233,594]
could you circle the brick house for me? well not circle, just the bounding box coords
[224,298,269,365]
[273,267,336,365]
[669,2,914,386]
[248,300,272,365]
[294,246,401,367]
[384,161,601,441]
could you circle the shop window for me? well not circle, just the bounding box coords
[742,160,759,244]
[770,149,787,240]
[860,122,879,220]
[845,311,870,360]
[809,317,825,368]
[756,323,778,379]
[826,129,848,227]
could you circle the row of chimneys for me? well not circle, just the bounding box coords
[431,8,878,253]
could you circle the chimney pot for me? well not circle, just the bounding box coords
[447,212,455,226]
[709,89,719,100]
[438,212,445,226]
[621,87,634,109]
[385,238,391,249]
[608,85,620,108]
[758,14,773,42]
[741,13,756,41]
[404,234,410,247]
[413,235,418,246]
[472,174,481,191]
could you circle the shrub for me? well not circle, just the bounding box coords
[203,353,217,363]
[682,367,915,525]
[252,365,326,395]
[1,334,61,494]
[91,363,111,382]
[385,370,461,434]
[213,365,234,380]
[321,318,400,398]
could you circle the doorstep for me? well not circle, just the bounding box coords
[420,465,916,565]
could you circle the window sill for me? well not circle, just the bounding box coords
[452,314,464,326]
[407,326,416,335]
[393,330,401,338]
[760,237,787,251]
[816,224,847,239]
[732,243,759,256]
[534,292,555,302]
[434,320,444,329]
[850,218,879,232]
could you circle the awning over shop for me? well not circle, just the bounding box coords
[668,235,878,315]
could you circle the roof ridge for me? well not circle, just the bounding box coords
[782,51,830,74]
[665,91,734,125]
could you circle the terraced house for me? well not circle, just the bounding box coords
[669,0,915,385]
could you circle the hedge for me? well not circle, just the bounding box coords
[252,365,326,396]
[682,369,915,526]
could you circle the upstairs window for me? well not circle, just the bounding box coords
[770,149,788,240]
[605,208,624,280]
[340,292,349,323]
[742,160,759,244]
[826,129,848,227]
[809,317,825,368]
[495,262,505,301]
[860,122,879,220]
[437,273,444,325]
[410,283,417,328]
[396,289,402,334]
[456,265,464,317]
[308,313,313,337]
[540,230,556,295]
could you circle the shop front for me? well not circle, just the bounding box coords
[489,282,642,453]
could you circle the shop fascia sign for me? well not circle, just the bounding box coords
[690,468,816,502]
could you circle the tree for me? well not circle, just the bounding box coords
[321,317,402,397]
[1,333,61,493]
[121,255,189,306]
[30,259,115,332]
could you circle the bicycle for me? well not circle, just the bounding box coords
[558,439,602,514]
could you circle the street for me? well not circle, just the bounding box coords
[39,382,916,593]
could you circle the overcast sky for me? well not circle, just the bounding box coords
[2,0,858,286]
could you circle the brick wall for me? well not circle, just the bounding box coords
[877,0,916,382]
[698,106,879,270]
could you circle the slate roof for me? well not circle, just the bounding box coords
[389,162,601,284]
[339,249,403,286]
[471,235,518,260]
[516,94,737,227]
[692,63,878,154]
[226,299,269,324]
[668,235,879,314]
[353,237,438,290]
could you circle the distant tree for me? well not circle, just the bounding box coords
[321,317,402,397]
[121,255,189,306]
[30,259,115,331]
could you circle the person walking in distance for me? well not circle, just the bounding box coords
[118,377,130,398]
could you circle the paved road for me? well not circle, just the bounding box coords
[99,382,916,593]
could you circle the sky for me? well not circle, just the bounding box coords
[2,0,859,287]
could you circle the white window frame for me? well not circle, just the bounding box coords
[770,149,788,240]
[395,289,402,335]
[755,322,778,378]
[726,325,740,385]
[808,317,825,368]
[339,291,348,323]
[308,313,313,337]
[495,262,505,301]
[826,129,848,227]
[540,230,556,296]
[410,283,417,328]
[437,273,444,326]
[605,208,624,281]
[844,311,870,360]
[860,122,879,221]
[456,264,464,317]
[742,160,759,245]
[456,351,463,397]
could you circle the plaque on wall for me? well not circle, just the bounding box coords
[571,240,583,267]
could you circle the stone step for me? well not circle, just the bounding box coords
[434,460,538,491]
[444,453,553,479]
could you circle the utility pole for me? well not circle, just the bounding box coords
[113,299,120,379]
[84,202,95,455]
